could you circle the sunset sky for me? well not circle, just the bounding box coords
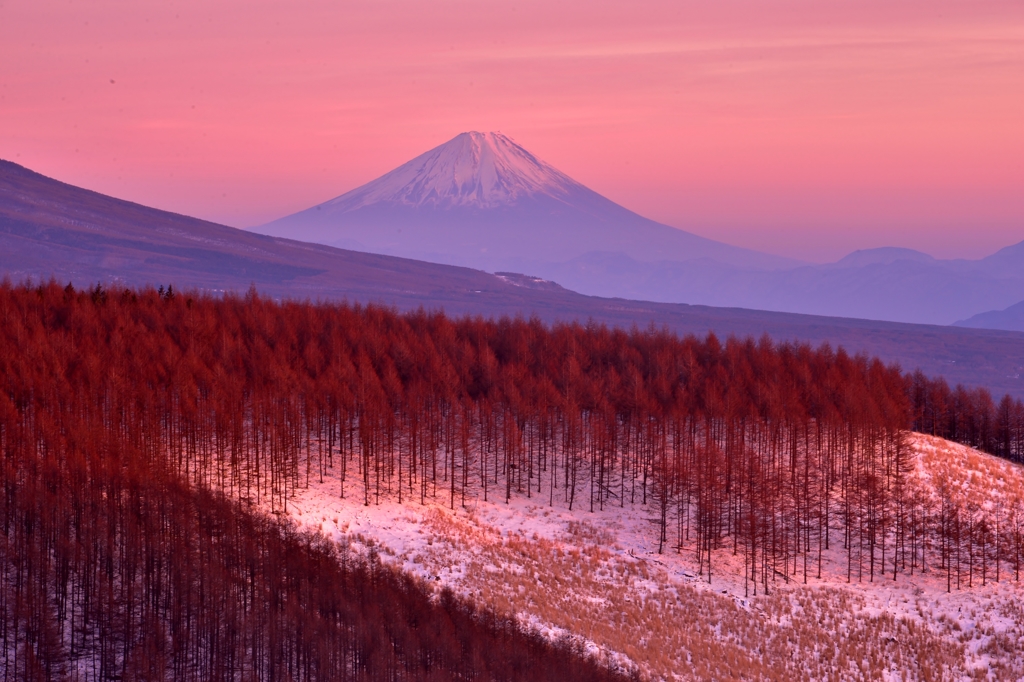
[2,0,1022,262]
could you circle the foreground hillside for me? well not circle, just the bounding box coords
[2,283,1023,680]
[286,433,1024,681]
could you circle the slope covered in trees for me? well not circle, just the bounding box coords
[0,282,630,680]
[908,369,1024,462]
[284,433,1024,681]
[3,280,1024,676]
[1,457,630,681]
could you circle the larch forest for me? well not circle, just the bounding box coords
[3,280,1024,679]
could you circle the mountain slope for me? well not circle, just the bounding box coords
[0,157,599,310]
[254,132,799,273]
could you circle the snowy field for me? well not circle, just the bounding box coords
[283,434,1024,681]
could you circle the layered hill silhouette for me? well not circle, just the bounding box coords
[3,157,1024,398]
[257,132,1024,326]
[957,298,1024,332]
[542,244,1024,327]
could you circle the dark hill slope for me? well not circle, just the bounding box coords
[2,158,1024,399]
[0,158,537,309]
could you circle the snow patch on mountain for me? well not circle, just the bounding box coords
[324,132,582,211]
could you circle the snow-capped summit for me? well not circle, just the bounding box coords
[327,132,581,211]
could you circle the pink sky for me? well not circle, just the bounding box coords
[1,0,1022,262]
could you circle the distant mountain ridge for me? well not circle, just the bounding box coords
[538,246,1024,327]
[255,132,1024,326]
[956,299,1024,332]
[833,247,936,268]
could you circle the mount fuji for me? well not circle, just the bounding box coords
[254,132,799,274]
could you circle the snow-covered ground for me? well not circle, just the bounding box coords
[283,434,1024,681]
